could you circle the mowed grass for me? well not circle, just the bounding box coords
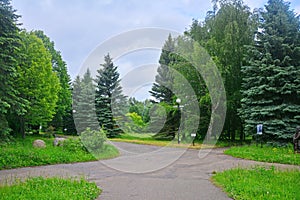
[0,136,119,170]
[225,145,300,165]
[0,177,100,200]
[111,133,230,149]
[212,167,300,200]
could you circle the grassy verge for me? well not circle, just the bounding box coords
[111,133,204,149]
[212,166,300,200]
[225,145,300,165]
[0,177,100,200]
[0,136,119,170]
[111,133,232,149]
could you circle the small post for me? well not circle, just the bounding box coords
[191,133,196,146]
[176,98,181,144]
[257,124,263,148]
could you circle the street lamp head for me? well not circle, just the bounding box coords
[176,98,181,104]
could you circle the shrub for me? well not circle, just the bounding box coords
[80,128,107,152]
[63,138,87,152]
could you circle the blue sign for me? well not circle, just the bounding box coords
[257,124,263,135]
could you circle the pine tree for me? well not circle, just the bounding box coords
[240,0,300,143]
[150,34,175,103]
[95,54,126,138]
[73,69,99,134]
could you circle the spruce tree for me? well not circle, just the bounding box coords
[73,69,99,134]
[150,34,175,103]
[0,0,22,139]
[95,54,126,138]
[240,0,300,143]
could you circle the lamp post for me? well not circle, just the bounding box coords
[176,98,181,144]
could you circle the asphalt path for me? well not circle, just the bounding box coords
[0,142,299,200]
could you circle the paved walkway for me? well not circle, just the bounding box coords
[0,142,299,200]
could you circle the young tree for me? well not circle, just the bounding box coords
[33,30,73,133]
[72,70,99,134]
[240,0,300,143]
[95,54,126,138]
[14,31,60,138]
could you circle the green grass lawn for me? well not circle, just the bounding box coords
[0,177,100,200]
[111,133,235,149]
[225,145,300,165]
[0,136,119,170]
[212,166,300,200]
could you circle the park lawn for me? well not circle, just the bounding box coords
[0,136,119,170]
[225,145,300,165]
[212,166,300,200]
[0,177,100,200]
[111,133,231,149]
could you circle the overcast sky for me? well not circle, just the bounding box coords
[11,0,300,100]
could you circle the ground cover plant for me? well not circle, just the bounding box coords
[225,145,300,165]
[0,136,119,170]
[212,166,300,200]
[0,177,100,200]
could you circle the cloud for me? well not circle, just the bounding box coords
[11,0,213,79]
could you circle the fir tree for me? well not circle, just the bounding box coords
[0,0,22,139]
[240,0,300,143]
[95,54,126,138]
[150,34,175,103]
[73,70,99,134]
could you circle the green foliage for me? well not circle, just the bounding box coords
[95,54,127,138]
[127,112,146,127]
[80,128,107,152]
[128,97,151,123]
[239,0,300,142]
[0,177,100,200]
[12,31,60,137]
[73,70,99,134]
[225,144,300,165]
[125,112,147,133]
[0,0,22,140]
[186,0,255,141]
[212,166,300,200]
[150,34,175,103]
[33,30,73,133]
[0,136,118,170]
[62,137,87,152]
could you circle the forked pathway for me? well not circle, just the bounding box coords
[0,142,299,200]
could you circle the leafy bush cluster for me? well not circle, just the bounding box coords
[80,128,107,152]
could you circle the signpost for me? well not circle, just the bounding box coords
[256,124,263,147]
[191,133,196,146]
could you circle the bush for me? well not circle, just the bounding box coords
[63,138,87,152]
[80,128,106,152]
